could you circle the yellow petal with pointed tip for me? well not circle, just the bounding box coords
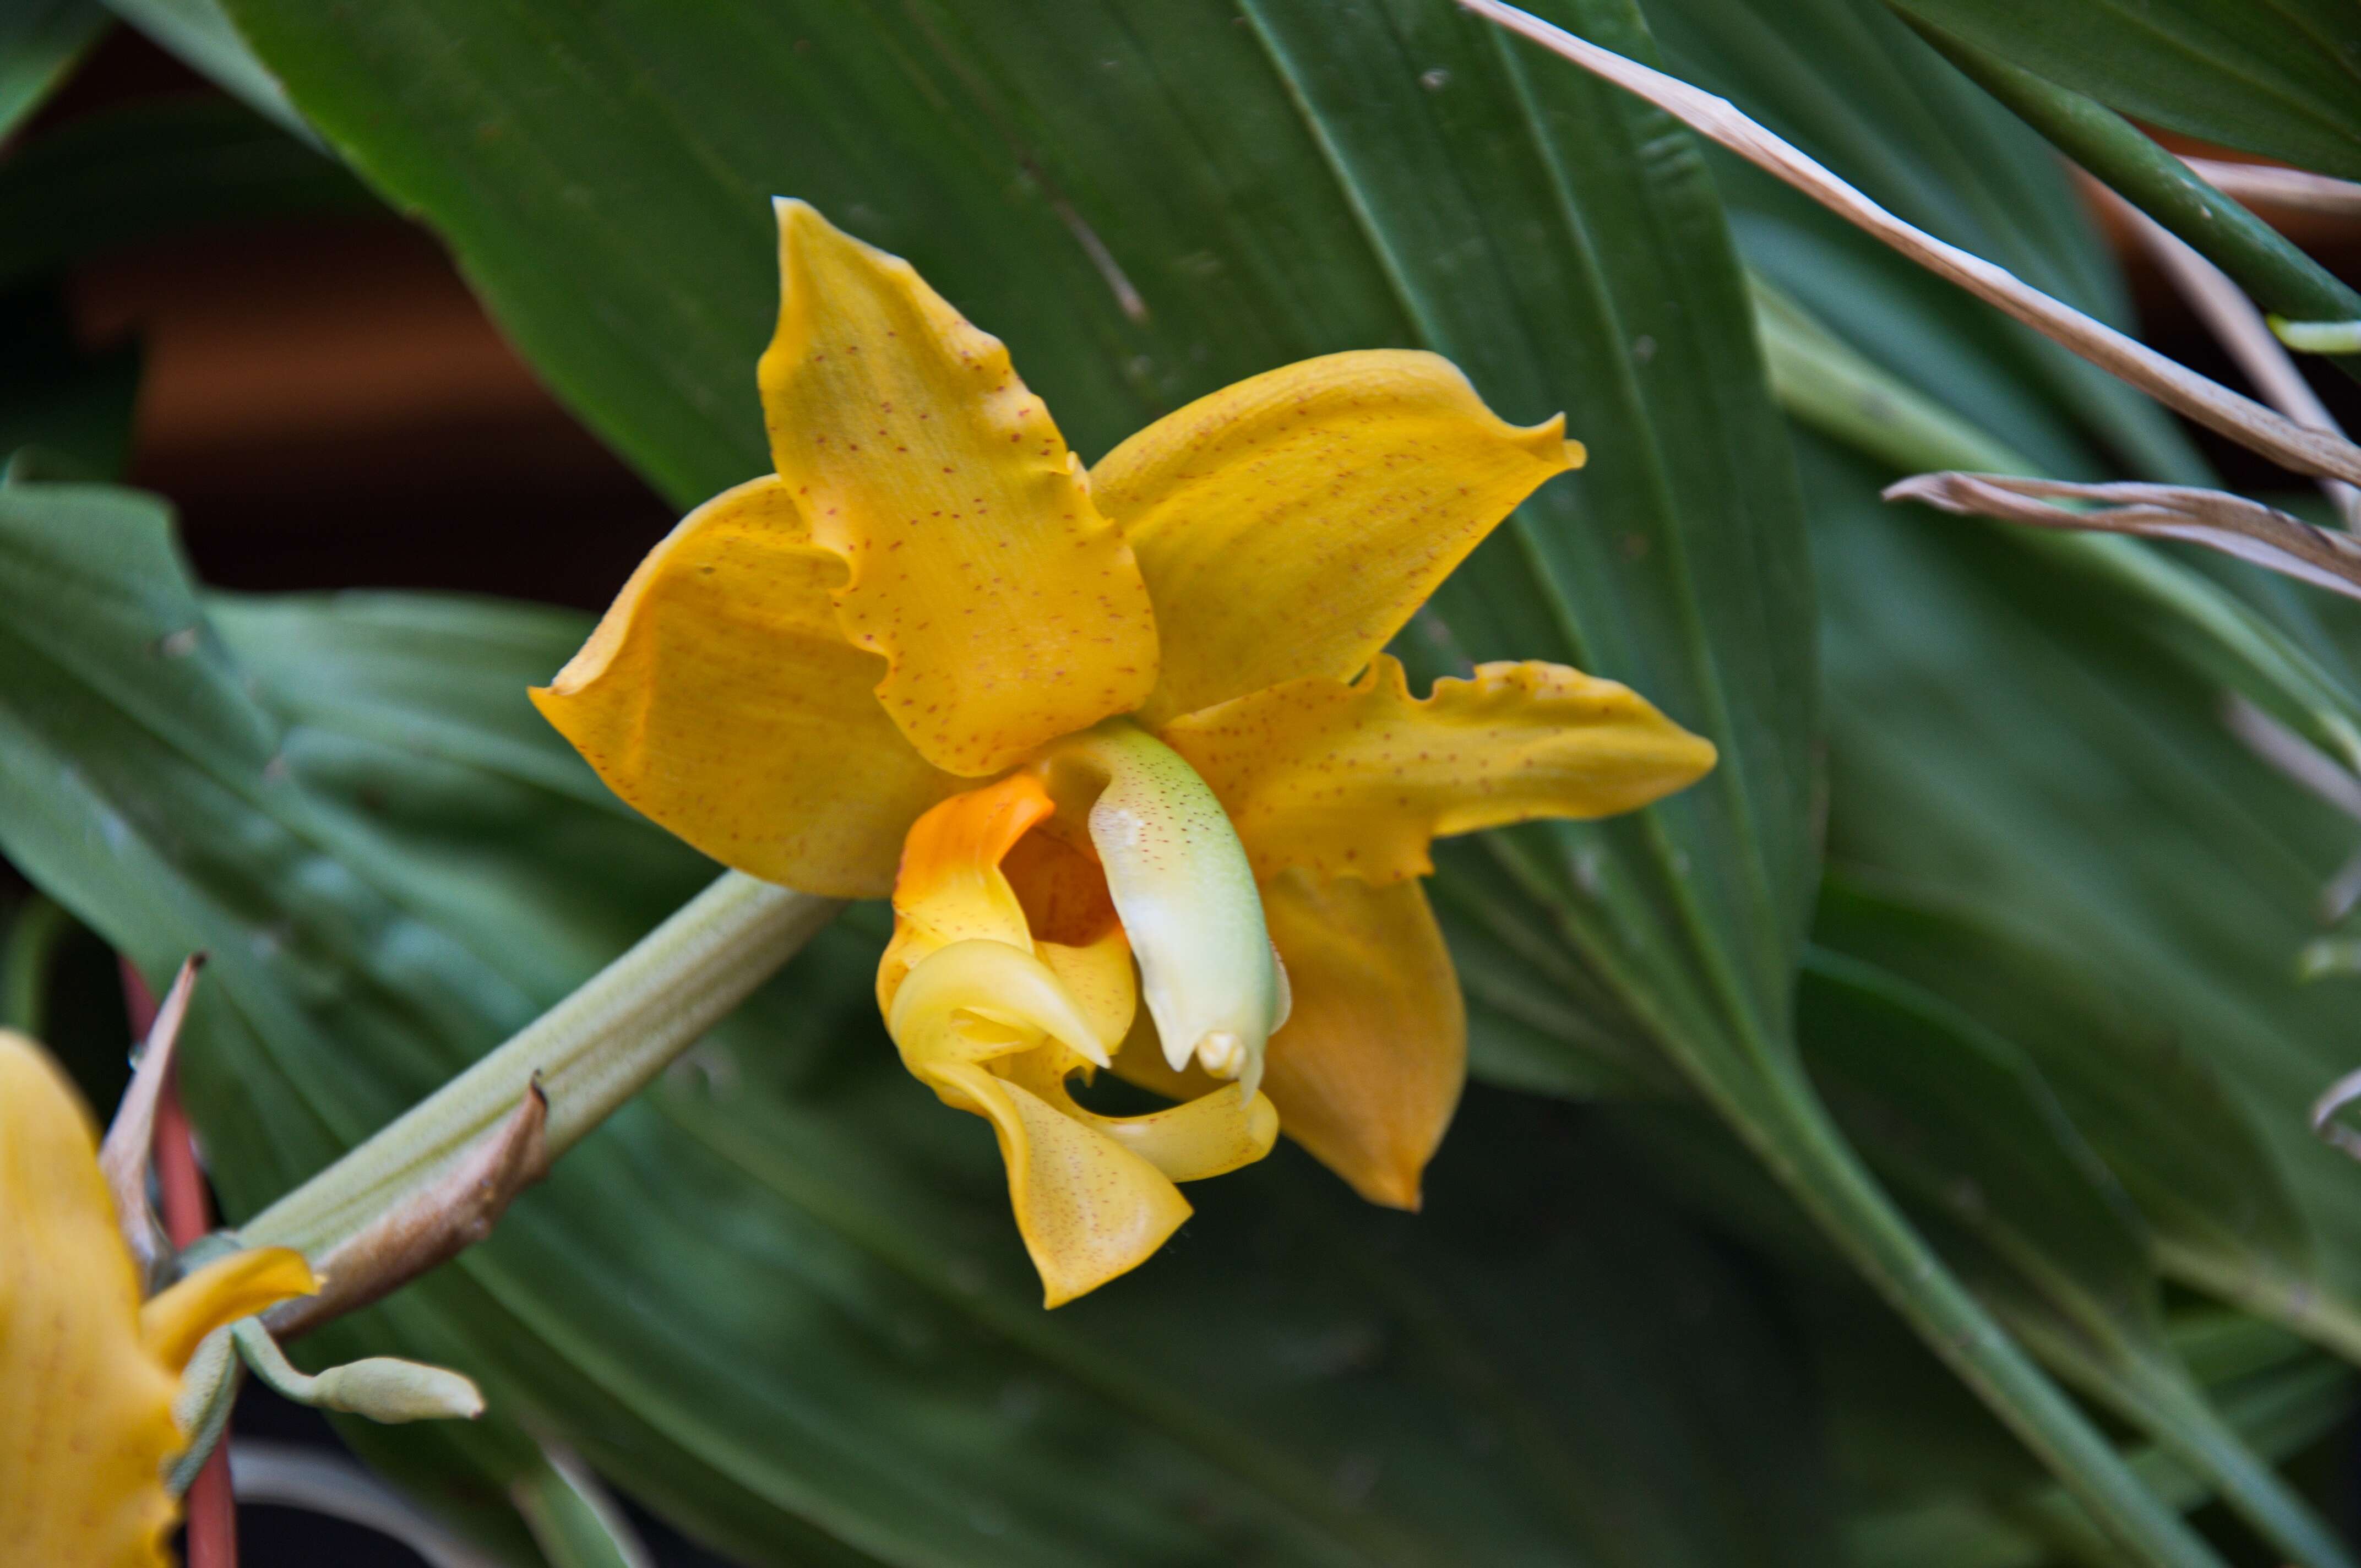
[1090,350,1580,724]
[139,1247,317,1372]
[1162,655,1717,884]
[534,475,960,896]
[1,1031,180,1568]
[761,200,1158,775]
[928,1060,1192,1309]
[1259,872,1464,1210]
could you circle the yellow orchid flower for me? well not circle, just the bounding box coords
[1,1030,317,1566]
[535,201,1716,1305]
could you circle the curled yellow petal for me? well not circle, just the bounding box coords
[533,475,960,896]
[761,200,1159,775]
[998,1048,1276,1184]
[883,774,1054,960]
[879,775,1280,1303]
[927,1060,1192,1309]
[1161,655,1717,884]
[1035,924,1139,1057]
[139,1246,318,1373]
[888,938,1109,1077]
[1090,349,1580,724]
[1,1031,182,1568]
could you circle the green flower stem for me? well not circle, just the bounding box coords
[1754,273,2361,771]
[1898,17,2361,385]
[242,871,839,1259]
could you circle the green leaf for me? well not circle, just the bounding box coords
[1881,0,2361,181]
[0,0,109,142]
[1815,877,2332,1351]
[1895,20,2361,385]
[512,1449,654,1568]
[1643,0,2207,485]
[0,479,1843,1565]
[1799,947,2354,1568]
[1847,1317,2354,1567]
[1809,424,2361,1355]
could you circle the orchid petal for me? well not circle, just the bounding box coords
[0,1032,296,1568]
[138,1246,318,1373]
[1258,872,1464,1210]
[926,1060,1192,1309]
[1090,350,1579,723]
[533,475,960,896]
[1162,655,1717,884]
[999,1048,1276,1184]
[761,200,1158,775]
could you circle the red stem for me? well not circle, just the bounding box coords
[122,959,238,1568]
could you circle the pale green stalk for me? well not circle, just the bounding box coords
[243,871,838,1257]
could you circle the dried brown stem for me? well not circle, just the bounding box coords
[266,1080,550,1339]
[1459,0,2361,487]
[1886,472,2361,600]
[2180,157,2361,220]
[2110,190,2361,527]
[99,952,205,1283]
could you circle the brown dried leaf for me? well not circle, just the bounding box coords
[1885,472,2361,601]
[266,1080,549,1338]
[97,952,204,1283]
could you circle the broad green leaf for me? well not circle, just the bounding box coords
[1809,426,2361,1355]
[1815,878,2326,1346]
[0,0,108,142]
[0,478,1842,1565]
[1799,949,2353,1567]
[1883,0,2361,181]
